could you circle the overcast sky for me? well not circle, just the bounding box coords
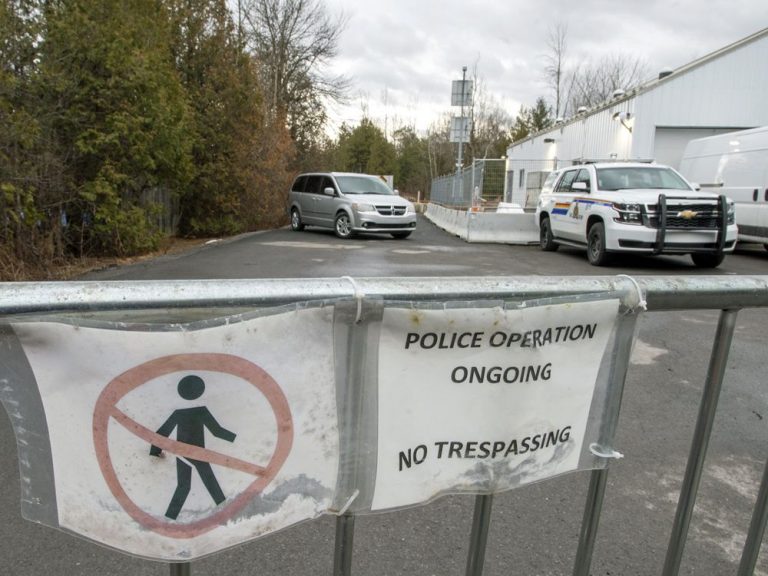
[322,0,768,135]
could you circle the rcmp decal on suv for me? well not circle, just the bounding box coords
[552,202,570,215]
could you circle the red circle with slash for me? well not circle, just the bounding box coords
[93,353,293,539]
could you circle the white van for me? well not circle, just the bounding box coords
[679,126,768,247]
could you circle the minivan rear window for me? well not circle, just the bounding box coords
[292,175,308,192]
[305,175,324,194]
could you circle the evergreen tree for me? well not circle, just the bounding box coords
[510,97,553,143]
[41,0,193,256]
[0,1,45,263]
[393,127,430,197]
[165,0,289,237]
[529,97,554,132]
[337,118,395,176]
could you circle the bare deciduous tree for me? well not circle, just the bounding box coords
[567,54,647,112]
[542,21,647,118]
[544,21,569,119]
[462,64,512,160]
[239,0,349,151]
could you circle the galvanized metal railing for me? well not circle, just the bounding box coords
[1,275,767,576]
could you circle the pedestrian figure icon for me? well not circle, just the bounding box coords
[150,375,236,520]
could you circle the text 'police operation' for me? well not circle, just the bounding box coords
[404,323,597,350]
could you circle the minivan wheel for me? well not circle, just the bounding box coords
[290,209,304,231]
[587,222,612,266]
[691,252,725,268]
[334,213,354,239]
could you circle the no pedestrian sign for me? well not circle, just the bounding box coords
[11,308,338,561]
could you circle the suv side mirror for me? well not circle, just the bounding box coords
[393,189,400,195]
[323,186,336,196]
[571,182,589,192]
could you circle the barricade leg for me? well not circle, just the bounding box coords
[170,562,191,576]
[334,513,355,576]
[571,303,639,576]
[662,309,739,576]
[572,468,609,576]
[738,457,768,576]
[465,494,494,576]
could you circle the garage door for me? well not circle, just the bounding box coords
[653,127,748,169]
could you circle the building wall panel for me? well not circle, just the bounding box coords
[506,30,768,204]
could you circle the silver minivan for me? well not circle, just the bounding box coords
[288,172,417,239]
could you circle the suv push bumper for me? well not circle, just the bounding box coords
[610,227,738,253]
[608,194,737,254]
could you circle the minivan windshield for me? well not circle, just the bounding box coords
[596,167,691,191]
[335,175,395,195]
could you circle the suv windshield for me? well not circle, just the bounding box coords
[596,167,690,191]
[335,175,394,195]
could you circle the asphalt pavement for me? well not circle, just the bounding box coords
[0,215,766,576]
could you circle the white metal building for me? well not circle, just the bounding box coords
[505,27,768,208]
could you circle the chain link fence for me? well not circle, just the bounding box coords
[505,159,559,210]
[430,159,507,209]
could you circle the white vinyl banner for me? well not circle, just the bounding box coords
[372,298,619,510]
[12,307,338,561]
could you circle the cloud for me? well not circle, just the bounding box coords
[323,0,768,133]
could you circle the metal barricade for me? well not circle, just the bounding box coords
[1,275,767,576]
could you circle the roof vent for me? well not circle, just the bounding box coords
[577,106,588,114]
[612,89,625,99]
[658,67,673,79]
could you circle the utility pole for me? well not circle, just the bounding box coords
[450,66,472,205]
[457,66,467,181]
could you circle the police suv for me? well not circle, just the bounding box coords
[535,162,737,267]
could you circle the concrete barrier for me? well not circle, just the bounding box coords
[425,204,539,245]
[425,204,469,240]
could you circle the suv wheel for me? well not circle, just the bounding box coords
[539,217,558,251]
[335,212,354,239]
[691,252,725,268]
[290,208,305,231]
[587,222,612,266]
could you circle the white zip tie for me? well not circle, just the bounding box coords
[589,442,624,460]
[341,276,364,323]
[616,274,647,311]
[338,489,360,515]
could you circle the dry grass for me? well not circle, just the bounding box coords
[0,237,207,281]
